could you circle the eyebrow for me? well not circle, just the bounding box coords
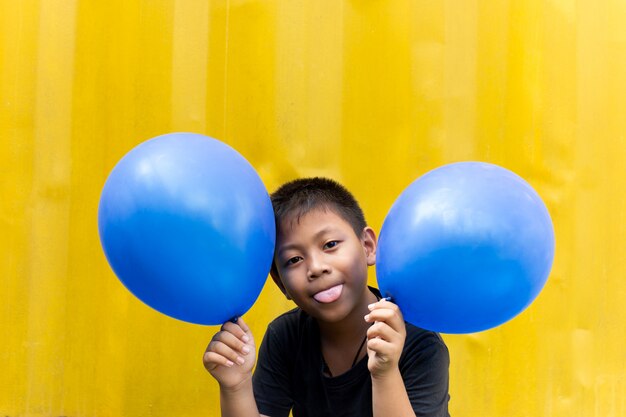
[277,226,336,256]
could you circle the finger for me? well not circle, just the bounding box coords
[235,317,254,346]
[364,308,405,334]
[212,330,251,356]
[366,321,401,343]
[366,336,397,359]
[203,350,235,370]
[207,339,248,366]
[221,321,250,344]
[365,308,397,321]
[236,317,251,333]
[367,299,400,314]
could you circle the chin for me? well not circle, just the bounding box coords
[308,302,354,323]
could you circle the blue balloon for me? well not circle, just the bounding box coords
[376,162,555,333]
[98,133,275,325]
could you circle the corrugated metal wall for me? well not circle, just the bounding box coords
[1,0,625,416]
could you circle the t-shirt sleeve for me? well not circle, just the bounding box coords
[400,330,451,417]
[252,321,294,417]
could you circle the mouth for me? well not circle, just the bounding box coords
[313,284,344,304]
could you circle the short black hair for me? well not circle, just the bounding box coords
[270,177,367,238]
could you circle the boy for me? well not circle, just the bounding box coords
[203,177,450,416]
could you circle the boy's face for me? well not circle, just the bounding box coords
[272,207,377,323]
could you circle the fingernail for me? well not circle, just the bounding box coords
[242,335,250,343]
[364,314,370,321]
[241,345,250,354]
[368,303,375,309]
[226,360,234,367]
[236,356,245,365]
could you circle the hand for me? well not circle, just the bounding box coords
[203,317,256,390]
[364,299,406,378]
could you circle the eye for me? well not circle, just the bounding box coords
[285,256,303,267]
[323,240,339,250]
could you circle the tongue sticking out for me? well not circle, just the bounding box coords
[313,284,344,303]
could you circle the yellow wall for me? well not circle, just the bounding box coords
[1,0,625,416]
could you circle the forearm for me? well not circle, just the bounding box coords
[371,368,415,417]
[220,378,261,417]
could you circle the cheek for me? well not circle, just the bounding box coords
[347,252,370,280]
[332,255,363,280]
[279,269,304,292]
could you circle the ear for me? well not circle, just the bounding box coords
[270,264,292,300]
[360,227,377,266]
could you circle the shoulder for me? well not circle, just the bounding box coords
[400,323,451,416]
[400,322,449,368]
[267,307,308,331]
[404,322,447,349]
[264,307,313,347]
[256,307,317,379]
[267,307,301,327]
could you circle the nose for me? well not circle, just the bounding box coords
[307,253,331,279]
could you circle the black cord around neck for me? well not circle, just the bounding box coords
[324,292,381,376]
[351,334,368,367]
[351,292,381,368]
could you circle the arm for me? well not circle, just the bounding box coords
[365,299,416,417]
[372,369,416,417]
[203,317,263,417]
[219,379,260,417]
[400,336,450,417]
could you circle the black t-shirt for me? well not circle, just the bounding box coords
[252,288,450,417]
